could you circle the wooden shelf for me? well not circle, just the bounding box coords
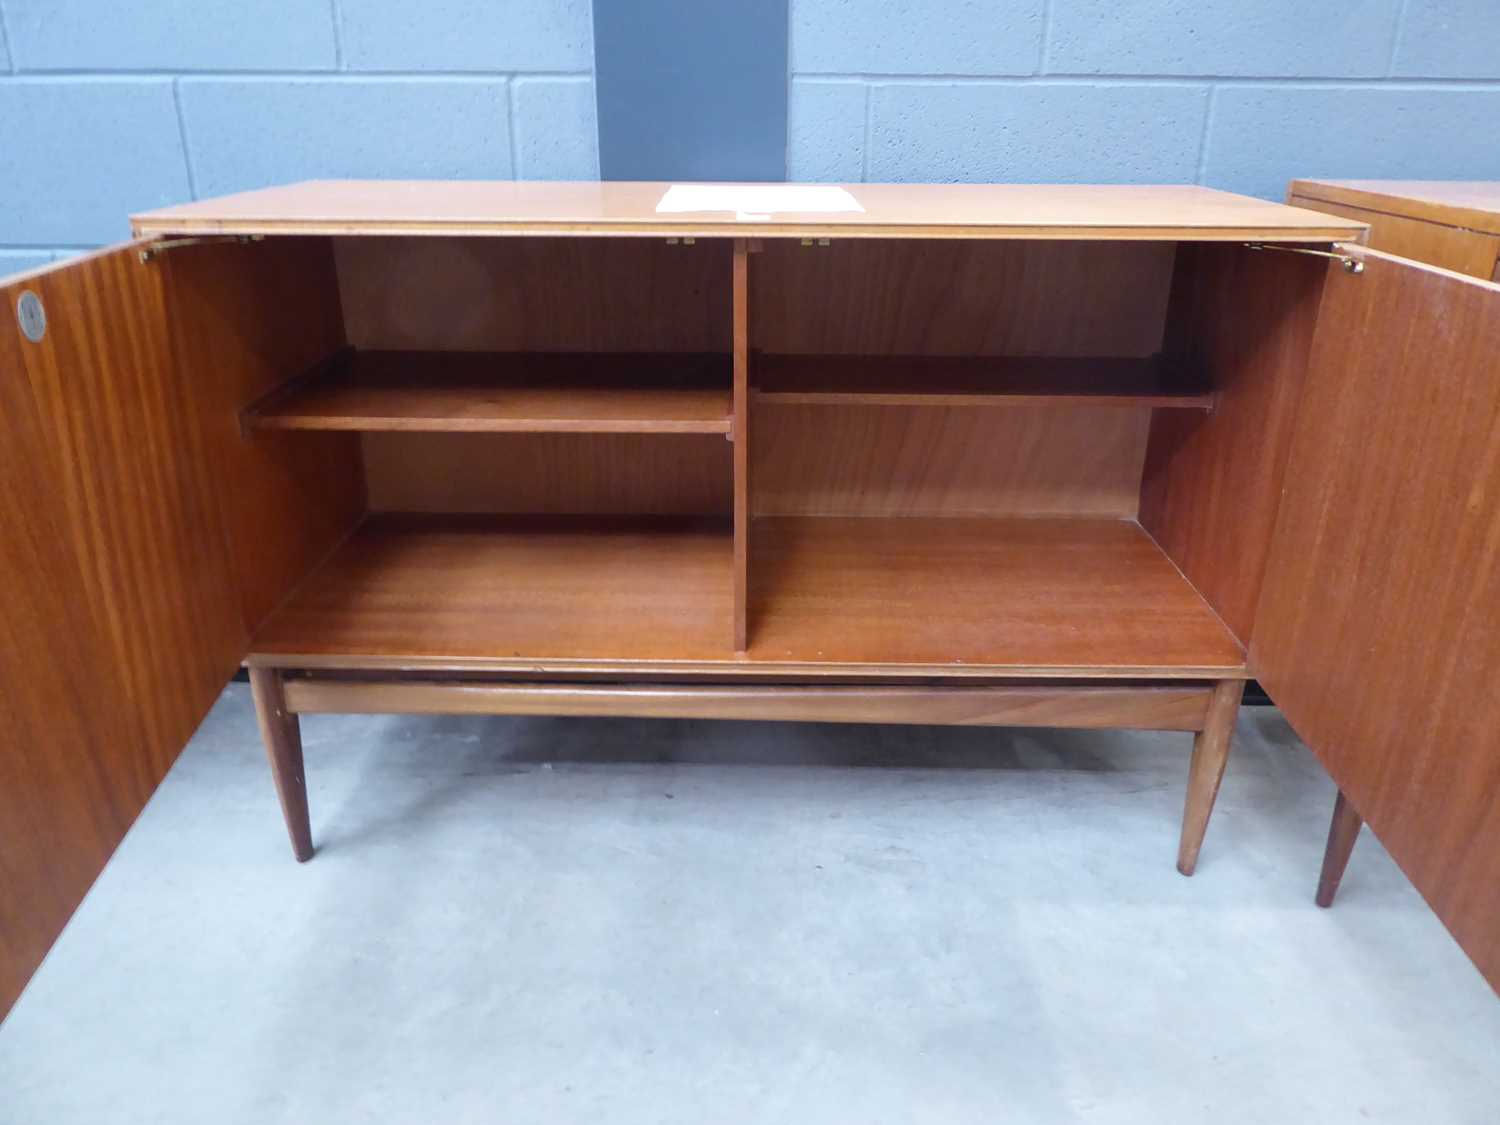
[248,351,733,434]
[249,515,734,666]
[248,514,1244,678]
[751,354,1212,409]
[747,518,1245,676]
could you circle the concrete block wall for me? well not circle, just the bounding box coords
[0,0,598,265]
[789,0,1500,197]
[5,0,1500,271]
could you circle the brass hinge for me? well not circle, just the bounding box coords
[139,234,264,263]
[1244,242,1364,274]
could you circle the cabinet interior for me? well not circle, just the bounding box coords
[181,233,1328,676]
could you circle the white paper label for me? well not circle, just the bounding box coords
[655,184,865,222]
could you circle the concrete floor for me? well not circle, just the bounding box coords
[0,686,1496,1124]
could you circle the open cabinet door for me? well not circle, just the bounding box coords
[0,246,246,1018]
[1252,247,1500,989]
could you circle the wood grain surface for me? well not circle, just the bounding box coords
[751,403,1152,518]
[362,432,732,514]
[283,679,1216,731]
[1288,191,1500,280]
[751,354,1211,409]
[133,181,1367,242]
[0,245,244,1016]
[732,241,750,650]
[1,266,148,1018]
[1315,791,1364,909]
[163,236,364,632]
[334,236,733,353]
[747,517,1246,675]
[246,515,1244,678]
[249,514,736,664]
[1252,247,1500,989]
[250,350,733,434]
[1289,179,1500,236]
[750,239,1176,358]
[249,668,314,863]
[1140,243,1328,642]
[1176,679,1245,876]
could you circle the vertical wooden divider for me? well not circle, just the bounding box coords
[732,238,750,651]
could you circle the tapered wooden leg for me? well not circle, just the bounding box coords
[249,667,314,862]
[1176,678,1245,876]
[1315,789,1363,907]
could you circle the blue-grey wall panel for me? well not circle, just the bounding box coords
[1048,1,1401,79]
[868,82,1209,183]
[794,0,1043,76]
[0,249,55,275]
[178,79,512,199]
[1393,0,1500,79]
[0,79,191,245]
[786,0,1500,198]
[789,80,866,181]
[513,77,601,180]
[4,0,338,71]
[0,2,603,275]
[593,0,787,181]
[6,0,1500,270]
[1203,86,1500,202]
[339,0,594,73]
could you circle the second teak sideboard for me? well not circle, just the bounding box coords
[1279,179,1500,969]
[3,181,1497,1017]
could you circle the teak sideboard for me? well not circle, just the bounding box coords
[1281,179,1500,947]
[4,182,1498,1017]
[1289,178,1500,281]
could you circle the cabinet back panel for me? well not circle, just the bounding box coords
[1140,244,1326,643]
[752,402,1149,518]
[335,237,733,353]
[750,240,1175,357]
[363,432,732,515]
[747,239,1171,517]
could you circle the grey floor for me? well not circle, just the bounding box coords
[1,687,1496,1124]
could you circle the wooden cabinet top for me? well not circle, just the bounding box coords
[1290,179,1500,237]
[132,180,1367,242]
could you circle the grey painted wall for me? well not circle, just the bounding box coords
[0,0,598,274]
[593,0,787,181]
[4,0,1500,280]
[789,1,1500,199]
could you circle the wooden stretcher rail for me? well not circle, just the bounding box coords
[280,679,1217,731]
